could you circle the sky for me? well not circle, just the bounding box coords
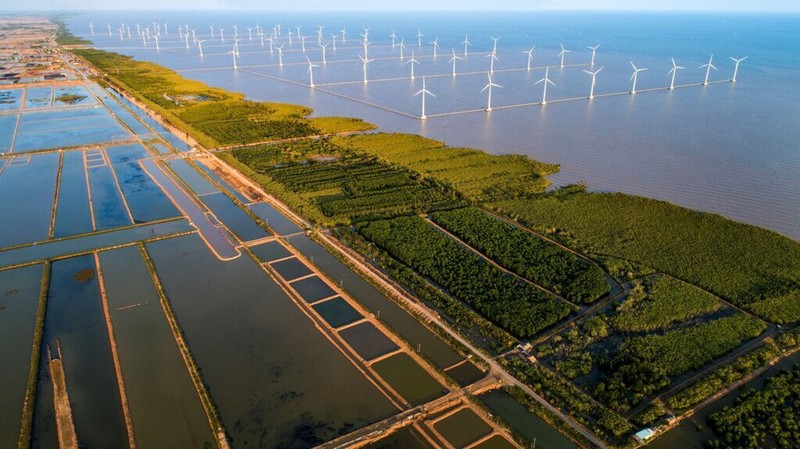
[2,0,798,11]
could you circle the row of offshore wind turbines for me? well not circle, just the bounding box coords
[88,20,748,120]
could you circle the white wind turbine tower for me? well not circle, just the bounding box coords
[558,44,571,68]
[209,25,214,37]
[228,49,238,70]
[362,40,371,60]
[259,32,265,47]
[154,35,160,51]
[486,51,499,74]
[191,28,196,42]
[233,24,238,38]
[729,56,747,83]
[417,29,424,47]
[317,25,325,44]
[142,33,147,45]
[462,35,471,57]
[389,31,397,48]
[629,61,646,94]
[246,27,253,41]
[522,46,535,71]
[219,28,225,42]
[414,76,435,120]
[277,45,285,67]
[319,43,329,64]
[668,57,685,90]
[582,66,604,99]
[399,39,406,59]
[127,25,132,38]
[450,49,463,77]
[431,37,440,58]
[287,30,294,45]
[360,28,370,46]
[89,22,94,34]
[535,66,555,104]
[196,39,206,57]
[491,36,501,54]
[481,72,502,112]
[119,27,124,40]
[301,35,307,53]
[185,33,191,50]
[340,27,347,44]
[296,26,301,40]
[307,57,319,87]
[699,54,717,85]
[359,55,372,83]
[135,23,140,35]
[268,36,274,54]
[330,34,338,50]
[587,44,601,66]
[163,23,169,35]
[407,51,420,79]
[108,23,112,36]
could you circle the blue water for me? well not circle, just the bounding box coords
[67,11,800,240]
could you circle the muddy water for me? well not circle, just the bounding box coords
[32,255,127,449]
[0,264,43,448]
[99,246,215,448]
[479,389,578,449]
[286,234,463,370]
[146,234,397,448]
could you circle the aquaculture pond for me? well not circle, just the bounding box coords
[290,275,337,303]
[0,114,16,152]
[0,89,22,110]
[313,297,363,328]
[32,255,127,449]
[53,86,95,107]
[249,201,303,236]
[53,151,94,238]
[13,107,128,152]
[286,234,464,370]
[87,162,133,230]
[146,234,397,448]
[479,389,578,449]
[166,158,219,195]
[24,86,53,109]
[199,192,269,242]
[270,256,313,280]
[371,353,446,406]
[249,240,292,262]
[99,246,214,448]
[339,321,399,361]
[433,408,493,449]
[365,426,435,449]
[0,264,44,449]
[0,153,59,248]
[107,144,180,223]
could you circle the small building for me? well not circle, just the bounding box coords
[633,428,656,444]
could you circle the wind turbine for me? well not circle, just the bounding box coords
[317,25,324,44]
[359,55,372,83]
[196,39,206,57]
[462,35,471,57]
[389,31,397,48]
[246,27,253,41]
[296,26,301,40]
[431,37,440,58]
[362,40,371,60]
[268,36,274,53]
[185,33,191,50]
[287,30,293,45]
[307,57,319,87]
[361,27,370,44]
[522,46,535,71]
[163,22,169,35]
[340,27,347,44]
[558,44,571,68]
[209,24,214,37]
[89,22,94,34]
[301,35,307,53]
[582,66,604,99]
[108,23,112,36]
[486,51,499,74]
[259,31,265,47]
[414,76,435,120]
[277,45,284,67]
[142,33,147,45]
[191,28,196,42]
[629,61,647,94]
[417,29,424,47]
[407,50,420,79]
[154,34,160,51]
[668,57,685,90]
[330,33,338,50]
[219,27,225,42]
[699,54,717,85]
[228,49,238,70]
[319,43,329,64]
[491,36,501,54]
[233,24,238,38]
[587,44,601,66]
[481,72,502,112]
[535,66,555,105]
[399,39,406,59]
[729,56,747,83]
[450,49,463,77]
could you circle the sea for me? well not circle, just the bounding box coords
[66,10,800,240]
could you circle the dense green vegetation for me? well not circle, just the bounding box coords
[430,207,609,304]
[70,49,372,148]
[597,314,765,411]
[230,140,459,225]
[667,343,781,412]
[331,133,559,202]
[52,18,91,45]
[359,216,574,338]
[707,364,800,449]
[610,275,722,332]
[504,357,632,445]
[493,188,800,323]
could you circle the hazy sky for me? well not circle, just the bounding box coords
[4,0,799,11]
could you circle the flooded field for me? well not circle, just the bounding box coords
[0,153,58,248]
[107,144,180,222]
[313,297,363,328]
[200,192,269,242]
[249,202,304,236]
[270,256,314,280]
[340,322,399,361]
[290,275,337,303]
[53,151,94,238]
[13,108,128,153]
[480,389,578,449]
[146,234,397,447]
[0,264,44,448]
[99,246,214,448]
[250,240,293,262]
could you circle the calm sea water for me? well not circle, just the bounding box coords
[68,11,800,240]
